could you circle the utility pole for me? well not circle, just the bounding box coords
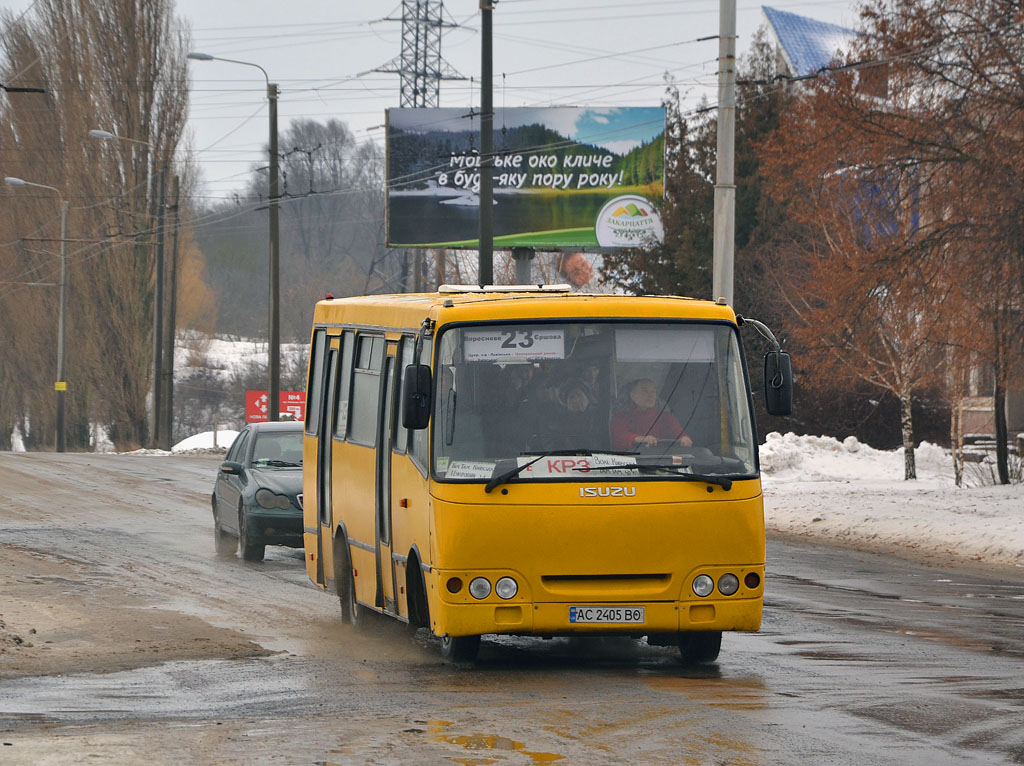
[161,175,181,450]
[55,201,69,453]
[712,0,737,306]
[269,82,281,422]
[152,164,167,447]
[478,0,494,286]
[374,1,464,293]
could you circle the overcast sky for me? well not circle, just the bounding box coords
[2,0,861,200]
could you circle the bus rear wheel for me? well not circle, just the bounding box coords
[440,634,480,662]
[678,631,722,665]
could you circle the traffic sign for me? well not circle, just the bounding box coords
[246,390,306,423]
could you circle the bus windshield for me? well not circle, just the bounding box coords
[432,321,757,482]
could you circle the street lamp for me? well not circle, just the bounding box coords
[4,176,70,452]
[90,128,169,448]
[188,51,281,422]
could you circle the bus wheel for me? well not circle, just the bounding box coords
[238,510,265,562]
[678,631,722,665]
[335,542,362,627]
[406,566,428,636]
[440,634,480,662]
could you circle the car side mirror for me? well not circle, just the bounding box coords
[219,460,243,475]
[402,363,432,430]
[764,351,793,417]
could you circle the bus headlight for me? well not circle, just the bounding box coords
[495,577,518,599]
[692,575,714,598]
[718,573,740,596]
[469,577,491,599]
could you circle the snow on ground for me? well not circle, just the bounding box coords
[761,432,1024,571]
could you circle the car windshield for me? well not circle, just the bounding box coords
[251,430,303,467]
[432,321,757,482]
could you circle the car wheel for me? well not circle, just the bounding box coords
[238,509,265,562]
[440,634,480,662]
[335,540,362,626]
[678,631,721,665]
[213,518,237,556]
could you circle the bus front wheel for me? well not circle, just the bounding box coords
[678,631,722,665]
[440,634,480,662]
[335,541,362,627]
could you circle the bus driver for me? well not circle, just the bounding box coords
[611,378,693,451]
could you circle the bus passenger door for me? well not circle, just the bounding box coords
[375,354,398,613]
[314,344,339,586]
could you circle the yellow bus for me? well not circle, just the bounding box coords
[302,285,792,663]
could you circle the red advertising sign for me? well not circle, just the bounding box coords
[245,390,306,423]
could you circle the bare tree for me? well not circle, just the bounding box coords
[0,0,192,450]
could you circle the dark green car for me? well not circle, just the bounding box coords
[212,421,304,562]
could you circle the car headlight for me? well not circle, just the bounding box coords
[255,488,291,510]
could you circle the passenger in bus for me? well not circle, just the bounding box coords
[528,378,603,450]
[483,363,535,455]
[611,378,693,451]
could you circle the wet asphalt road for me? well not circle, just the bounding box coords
[1,452,1023,765]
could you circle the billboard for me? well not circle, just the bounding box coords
[386,106,665,249]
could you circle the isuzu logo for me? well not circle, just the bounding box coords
[579,486,637,498]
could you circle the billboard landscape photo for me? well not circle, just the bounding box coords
[386,106,666,249]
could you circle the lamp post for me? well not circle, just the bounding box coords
[90,129,168,446]
[188,52,281,422]
[4,176,69,452]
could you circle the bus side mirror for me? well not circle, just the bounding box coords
[403,364,432,430]
[764,351,793,416]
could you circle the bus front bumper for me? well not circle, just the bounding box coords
[434,598,763,638]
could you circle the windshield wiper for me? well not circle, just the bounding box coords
[259,459,301,467]
[593,463,733,490]
[484,450,593,493]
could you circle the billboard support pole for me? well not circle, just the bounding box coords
[478,1,494,286]
[512,247,533,284]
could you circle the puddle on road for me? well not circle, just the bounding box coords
[428,720,565,765]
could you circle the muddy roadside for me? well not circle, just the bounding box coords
[0,543,271,680]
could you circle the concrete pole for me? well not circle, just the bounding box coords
[712,0,737,306]
[55,201,69,453]
[512,247,533,284]
[478,1,494,286]
[161,175,181,450]
[268,82,281,422]
[152,165,167,447]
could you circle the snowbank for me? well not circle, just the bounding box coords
[761,432,1024,571]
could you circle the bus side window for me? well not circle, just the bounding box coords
[349,335,383,447]
[305,329,327,437]
[394,336,414,455]
[408,339,431,473]
[333,331,354,441]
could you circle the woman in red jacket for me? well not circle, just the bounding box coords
[611,378,693,451]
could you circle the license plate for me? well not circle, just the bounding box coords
[569,606,645,624]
